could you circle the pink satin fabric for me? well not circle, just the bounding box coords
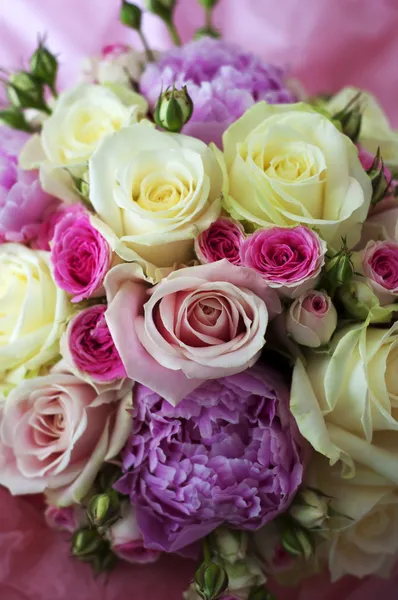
[1,488,398,599]
[1,0,398,125]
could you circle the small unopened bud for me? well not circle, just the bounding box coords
[213,528,248,565]
[195,562,229,600]
[87,490,120,529]
[249,586,276,600]
[281,524,314,561]
[120,1,142,30]
[290,489,330,530]
[366,148,391,206]
[194,26,220,39]
[7,71,48,112]
[30,41,58,92]
[146,0,176,22]
[0,107,32,132]
[339,280,394,324]
[332,93,362,142]
[72,527,103,558]
[323,240,354,295]
[198,0,219,8]
[154,86,193,133]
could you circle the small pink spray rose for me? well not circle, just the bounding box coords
[361,240,398,305]
[286,290,338,348]
[194,217,245,265]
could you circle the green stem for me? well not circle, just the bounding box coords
[166,20,182,46]
[139,30,156,62]
[203,537,212,564]
[205,7,213,29]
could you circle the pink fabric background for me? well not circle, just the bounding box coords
[1,0,398,125]
[1,0,398,597]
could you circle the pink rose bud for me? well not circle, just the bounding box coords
[240,226,327,298]
[358,146,391,181]
[45,504,85,533]
[286,290,337,348]
[108,504,161,565]
[32,202,85,251]
[101,43,131,59]
[51,212,112,303]
[194,217,245,265]
[361,240,398,305]
[61,305,126,383]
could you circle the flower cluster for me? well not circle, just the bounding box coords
[1,8,398,598]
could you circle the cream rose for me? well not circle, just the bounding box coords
[218,102,371,248]
[327,87,398,174]
[19,83,148,203]
[291,321,398,483]
[89,124,222,278]
[306,456,398,581]
[0,244,71,389]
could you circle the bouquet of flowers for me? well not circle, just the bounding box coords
[1,1,398,598]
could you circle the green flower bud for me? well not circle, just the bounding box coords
[324,240,354,295]
[213,528,248,565]
[332,92,362,143]
[339,280,395,324]
[290,488,331,530]
[195,562,229,600]
[87,490,121,529]
[194,26,221,39]
[281,524,314,561]
[249,586,276,600]
[366,148,391,206]
[146,0,176,22]
[120,1,142,30]
[154,85,193,133]
[198,0,219,8]
[72,527,103,558]
[0,107,33,132]
[30,41,58,92]
[7,71,48,112]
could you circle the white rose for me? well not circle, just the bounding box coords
[286,290,338,348]
[19,83,148,203]
[89,124,222,279]
[291,320,398,483]
[306,456,398,581]
[218,102,371,248]
[327,87,398,174]
[0,244,71,389]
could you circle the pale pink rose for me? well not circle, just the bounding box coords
[240,226,327,298]
[45,504,85,533]
[286,290,337,348]
[104,260,281,405]
[0,373,132,505]
[108,503,161,565]
[361,240,398,304]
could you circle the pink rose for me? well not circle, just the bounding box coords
[286,290,337,348]
[51,212,112,303]
[45,504,85,533]
[0,373,132,505]
[240,226,327,298]
[194,217,245,265]
[61,305,127,383]
[105,260,280,405]
[32,202,85,251]
[108,503,161,565]
[361,240,398,305]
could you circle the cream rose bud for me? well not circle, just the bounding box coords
[89,124,222,277]
[306,456,398,581]
[286,290,337,348]
[19,83,148,203]
[218,102,371,248]
[0,244,70,387]
[291,320,398,484]
[327,87,398,173]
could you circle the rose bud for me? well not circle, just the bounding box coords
[289,489,331,530]
[72,527,103,558]
[154,85,194,133]
[87,490,121,530]
[45,504,85,533]
[361,240,398,305]
[7,71,48,113]
[30,39,58,94]
[195,562,229,600]
[360,147,391,206]
[120,1,142,30]
[332,93,362,142]
[323,240,354,295]
[224,557,265,597]
[281,523,314,561]
[50,212,112,303]
[108,503,161,565]
[213,528,248,565]
[240,225,327,298]
[286,290,338,348]
[195,218,245,265]
[339,280,394,324]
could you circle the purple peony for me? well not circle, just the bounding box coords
[140,38,295,145]
[0,126,56,244]
[116,366,305,553]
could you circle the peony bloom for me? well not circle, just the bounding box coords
[240,226,326,297]
[50,212,112,303]
[194,217,245,265]
[0,372,132,505]
[116,366,305,552]
[291,320,398,484]
[286,291,337,348]
[140,37,294,145]
[219,102,372,249]
[0,126,56,243]
[89,123,222,278]
[61,305,126,383]
[104,260,280,405]
[361,240,398,305]
[108,503,161,565]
